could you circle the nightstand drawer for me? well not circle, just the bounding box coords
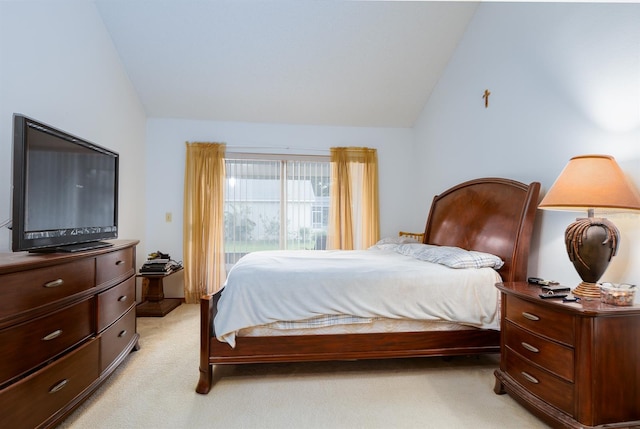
[504,321,574,382]
[505,295,574,345]
[505,348,574,415]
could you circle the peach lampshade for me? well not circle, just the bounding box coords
[539,154,640,212]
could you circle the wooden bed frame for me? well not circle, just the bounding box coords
[197,177,540,394]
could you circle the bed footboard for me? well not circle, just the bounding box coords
[196,291,219,394]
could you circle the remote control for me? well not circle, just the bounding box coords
[541,285,571,292]
[539,293,568,299]
[528,277,560,286]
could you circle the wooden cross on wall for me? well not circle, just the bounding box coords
[483,89,491,108]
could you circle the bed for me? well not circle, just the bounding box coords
[196,177,540,394]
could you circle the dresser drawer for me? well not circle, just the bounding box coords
[0,258,95,320]
[505,347,574,415]
[505,295,575,345]
[100,306,136,373]
[0,298,94,386]
[504,321,574,382]
[96,247,134,288]
[97,276,136,332]
[0,338,99,429]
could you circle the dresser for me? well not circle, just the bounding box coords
[494,281,640,429]
[0,240,139,429]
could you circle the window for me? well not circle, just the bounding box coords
[224,154,330,266]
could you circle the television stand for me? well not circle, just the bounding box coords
[0,240,139,428]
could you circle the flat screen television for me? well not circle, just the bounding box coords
[12,114,119,253]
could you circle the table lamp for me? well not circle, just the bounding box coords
[538,154,640,297]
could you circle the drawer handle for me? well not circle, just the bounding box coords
[118,295,128,302]
[522,312,540,321]
[118,330,127,338]
[49,379,68,393]
[42,329,63,341]
[44,279,64,288]
[521,342,539,353]
[115,260,125,266]
[521,371,539,384]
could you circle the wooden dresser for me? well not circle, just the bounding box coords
[494,281,640,429]
[0,240,139,429]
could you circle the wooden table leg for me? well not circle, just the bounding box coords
[145,277,165,302]
[136,275,181,317]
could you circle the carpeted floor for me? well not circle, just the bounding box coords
[59,304,549,428]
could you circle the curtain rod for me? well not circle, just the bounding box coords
[225,145,329,153]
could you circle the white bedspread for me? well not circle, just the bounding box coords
[214,249,502,347]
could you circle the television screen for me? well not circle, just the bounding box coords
[12,115,119,252]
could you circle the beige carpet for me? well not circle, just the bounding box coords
[59,304,549,428]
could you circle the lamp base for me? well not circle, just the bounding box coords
[572,281,601,298]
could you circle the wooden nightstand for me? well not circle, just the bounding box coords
[136,267,183,317]
[494,281,640,429]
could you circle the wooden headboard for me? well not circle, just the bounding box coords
[423,178,540,282]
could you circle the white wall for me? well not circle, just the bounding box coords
[413,2,640,287]
[146,118,414,298]
[0,2,147,266]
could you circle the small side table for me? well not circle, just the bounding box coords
[136,267,183,317]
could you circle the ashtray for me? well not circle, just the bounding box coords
[599,283,636,306]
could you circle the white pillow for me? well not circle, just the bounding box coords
[394,243,504,269]
[369,236,419,250]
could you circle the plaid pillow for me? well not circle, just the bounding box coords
[395,243,504,269]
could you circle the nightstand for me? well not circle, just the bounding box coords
[493,281,640,429]
[136,267,183,317]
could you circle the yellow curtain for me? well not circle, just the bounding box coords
[328,147,380,250]
[183,142,226,302]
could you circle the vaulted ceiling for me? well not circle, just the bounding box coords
[95,1,478,128]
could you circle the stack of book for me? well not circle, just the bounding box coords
[139,259,173,274]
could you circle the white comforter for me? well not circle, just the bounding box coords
[214,249,502,347]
